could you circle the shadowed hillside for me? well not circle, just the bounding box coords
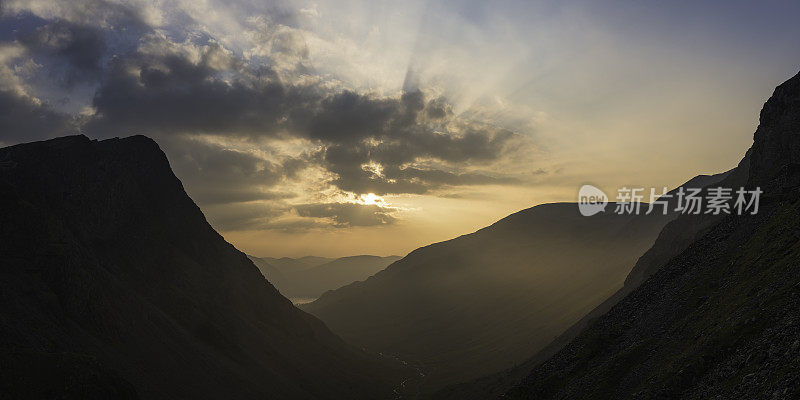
[0,135,406,399]
[500,71,800,399]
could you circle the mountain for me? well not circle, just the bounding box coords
[498,71,800,399]
[0,135,405,399]
[300,177,723,392]
[435,159,745,400]
[248,255,402,301]
[261,256,335,273]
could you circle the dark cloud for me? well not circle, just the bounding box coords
[294,202,397,227]
[321,131,520,195]
[18,20,107,85]
[10,1,149,87]
[323,152,521,195]
[204,201,396,231]
[159,136,294,205]
[9,0,148,28]
[86,39,288,137]
[204,201,289,231]
[83,39,522,196]
[0,90,77,143]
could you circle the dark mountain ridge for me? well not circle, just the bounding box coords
[0,135,404,399]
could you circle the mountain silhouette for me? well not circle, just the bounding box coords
[486,71,800,399]
[261,256,336,271]
[0,135,405,399]
[300,174,725,392]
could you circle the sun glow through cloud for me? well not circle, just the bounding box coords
[359,193,383,206]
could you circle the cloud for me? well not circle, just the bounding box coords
[83,37,524,197]
[203,201,288,231]
[322,144,522,195]
[17,20,107,86]
[85,40,287,137]
[293,202,397,227]
[0,89,77,142]
[0,38,80,143]
[2,0,152,29]
[159,136,295,205]
[204,200,398,231]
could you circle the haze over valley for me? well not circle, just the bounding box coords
[248,254,401,302]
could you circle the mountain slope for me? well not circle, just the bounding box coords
[434,164,744,400]
[503,71,800,399]
[0,135,404,399]
[301,196,699,391]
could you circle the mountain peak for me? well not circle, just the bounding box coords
[749,70,800,188]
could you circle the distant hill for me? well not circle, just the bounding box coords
[262,256,335,272]
[301,176,724,391]
[249,255,402,301]
[0,135,406,399]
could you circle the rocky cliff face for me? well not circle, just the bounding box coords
[0,135,403,399]
[499,71,800,399]
[750,72,800,189]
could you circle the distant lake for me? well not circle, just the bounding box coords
[291,297,317,305]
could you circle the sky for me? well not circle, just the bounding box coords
[1,0,799,257]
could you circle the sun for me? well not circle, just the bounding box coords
[360,193,383,205]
